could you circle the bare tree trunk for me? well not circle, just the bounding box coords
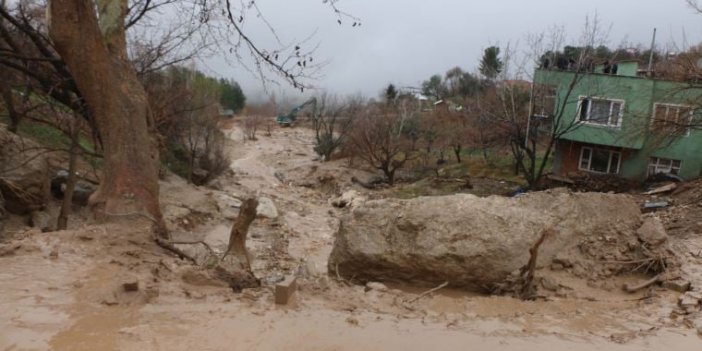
[0,83,20,133]
[48,0,166,236]
[225,198,258,265]
[453,145,462,163]
[217,198,260,291]
[57,128,79,230]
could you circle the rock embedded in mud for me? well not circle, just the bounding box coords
[123,281,140,292]
[365,282,388,292]
[331,190,366,209]
[256,197,279,219]
[637,216,668,247]
[328,191,646,292]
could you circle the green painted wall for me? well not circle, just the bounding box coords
[535,69,702,180]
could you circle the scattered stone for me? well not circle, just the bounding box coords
[29,210,53,232]
[678,292,701,314]
[662,279,691,293]
[0,243,21,257]
[261,272,285,285]
[365,282,389,292]
[636,217,668,247]
[101,296,119,306]
[345,317,359,326]
[331,190,366,209]
[123,281,140,292]
[48,247,59,259]
[256,197,279,219]
[540,277,559,292]
[275,275,297,305]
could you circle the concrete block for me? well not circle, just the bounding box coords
[275,275,297,305]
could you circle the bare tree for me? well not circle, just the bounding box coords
[310,93,359,161]
[349,104,415,185]
[494,18,612,188]
[242,115,261,141]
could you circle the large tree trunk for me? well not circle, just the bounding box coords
[48,0,166,235]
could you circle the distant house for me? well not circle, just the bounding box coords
[534,61,702,181]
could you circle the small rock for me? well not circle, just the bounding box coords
[261,272,285,285]
[365,282,389,292]
[30,211,53,232]
[550,263,565,271]
[102,296,119,306]
[256,197,279,219]
[345,317,359,326]
[540,277,559,292]
[123,281,140,292]
[636,217,668,247]
[663,279,692,293]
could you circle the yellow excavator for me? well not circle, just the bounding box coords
[275,97,317,127]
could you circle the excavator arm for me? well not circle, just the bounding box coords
[276,97,317,127]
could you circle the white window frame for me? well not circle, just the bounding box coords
[651,103,694,137]
[579,146,622,174]
[577,96,625,128]
[647,157,682,176]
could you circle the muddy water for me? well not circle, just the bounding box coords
[87,301,702,351]
[0,244,84,350]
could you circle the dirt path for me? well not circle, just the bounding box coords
[1,123,702,350]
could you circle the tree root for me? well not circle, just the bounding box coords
[406,281,449,303]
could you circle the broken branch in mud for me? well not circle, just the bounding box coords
[154,237,198,264]
[518,228,554,299]
[168,240,218,257]
[407,281,449,303]
[623,274,662,293]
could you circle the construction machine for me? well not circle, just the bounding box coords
[275,97,317,127]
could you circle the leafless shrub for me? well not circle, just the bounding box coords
[243,115,262,141]
[348,104,415,185]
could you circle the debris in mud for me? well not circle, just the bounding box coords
[546,172,639,193]
[643,183,677,195]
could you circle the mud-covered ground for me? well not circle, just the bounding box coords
[1,121,702,350]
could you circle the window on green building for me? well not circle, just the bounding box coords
[651,103,693,136]
[648,157,681,176]
[578,97,624,127]
[579,146,621,174]
[532,84,556,118]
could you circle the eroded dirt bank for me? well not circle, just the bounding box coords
[1,123,702,350]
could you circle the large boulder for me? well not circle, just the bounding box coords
[328,190,645,292]
[0,129,50,214]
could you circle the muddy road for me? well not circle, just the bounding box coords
[1,122,702,350]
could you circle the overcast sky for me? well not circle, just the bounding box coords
[202,0,702,103]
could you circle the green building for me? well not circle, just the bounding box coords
[534,61,702,181]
